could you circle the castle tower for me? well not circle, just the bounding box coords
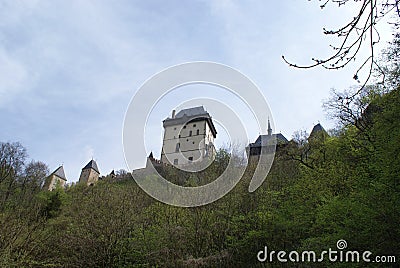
[43,166,67,191]
[160,106,217,167]
[79,160,100,186]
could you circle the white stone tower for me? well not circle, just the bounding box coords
[160,106,217,167]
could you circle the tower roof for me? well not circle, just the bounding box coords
[51,166,67,181]
[163,106,217,138]
[250,133,288,147]
[82,160,99,173]
[309,123,328,138]
[174,106,207,118]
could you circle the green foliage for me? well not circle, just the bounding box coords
[1,47,399,266]
[36,187,68,219]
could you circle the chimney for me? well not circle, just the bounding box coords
[172,109,176,119]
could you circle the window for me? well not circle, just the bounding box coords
[174,127,176,130]
[188,157,193,161]
[189,130,192,136]
[193,124,196,127]
[196,129,199,135]
[174,159,178,165]
[183,125,186,129]
[175,143,180,152]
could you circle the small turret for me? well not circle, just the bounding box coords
[43,166,67,191]
[267,118,272,136]
[79,160,100,186]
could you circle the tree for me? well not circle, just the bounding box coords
[22,160,49,192]
[376,31,400,90]
[323,29,400,131]
[0,142,27,184]
[0,142,27,207]
[283,0,399,93]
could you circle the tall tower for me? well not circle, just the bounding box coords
[79,160,100,186]
[43,166,67,191]
[160,106,217,167]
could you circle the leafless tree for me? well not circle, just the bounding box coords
[283,0,399,96]
[0,142,27,183]
[22,161,49,191]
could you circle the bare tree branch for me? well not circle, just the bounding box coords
[283,0,400,92]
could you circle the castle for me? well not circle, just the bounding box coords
[44,106,326,190]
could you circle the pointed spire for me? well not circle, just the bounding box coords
[148,151,154,159]
[267,118,272,136]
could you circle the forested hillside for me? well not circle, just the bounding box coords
[1,35,399,268]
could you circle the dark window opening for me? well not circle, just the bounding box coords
[196,129,199,135]
[189,130,192,136]
[188,157,193,161]
[175,143,180,152]
[174,159,178,165]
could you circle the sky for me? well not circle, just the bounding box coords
[0,0,395,182]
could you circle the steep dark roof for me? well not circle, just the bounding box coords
[163,106,217,138]
[82,160,99,173]
[309,123,328,138]
[51,166,67,181]
[250,133,288,147]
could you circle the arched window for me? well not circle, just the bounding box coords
[196,129,199,135]
[175,143,180,152]
[189,130,192,136]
